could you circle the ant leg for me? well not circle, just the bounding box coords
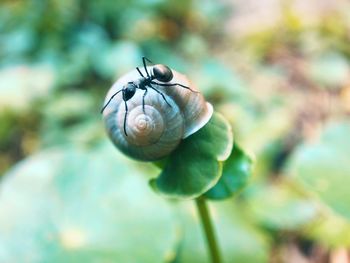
[151,81,198,93]
[148,85,172,107]
[142,88,148,113]
[136,67,145,78]
[100,89,123,113]
[142,56,153,78]
[143,57,153,64]
[123,99,128,136]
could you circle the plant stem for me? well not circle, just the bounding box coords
[195,196,222,263]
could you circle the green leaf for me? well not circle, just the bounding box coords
[287,121,350,221]
[205,144,254,200]
[150,112,233,199]
[0,143,179,263]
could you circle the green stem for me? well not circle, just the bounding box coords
[195,196,222,263]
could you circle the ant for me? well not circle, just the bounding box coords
[101,57,196,136]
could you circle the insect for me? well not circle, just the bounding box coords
[100,57,196,136]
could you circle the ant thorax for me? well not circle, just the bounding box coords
[133,78,146,87]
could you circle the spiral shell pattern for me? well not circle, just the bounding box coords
[102,67,213,161]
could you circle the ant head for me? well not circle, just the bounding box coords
[152,64,173,82]
[123,83,136,101]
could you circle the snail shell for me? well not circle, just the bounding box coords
[102,67,213,161]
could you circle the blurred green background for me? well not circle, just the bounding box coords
[1,0,350,262]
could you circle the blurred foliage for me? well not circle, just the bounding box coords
[287,122,350,221]
[0,144,179,263]
[1,0,350,262]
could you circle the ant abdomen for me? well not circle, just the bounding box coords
[152,64,173,82]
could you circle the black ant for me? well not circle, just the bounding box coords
[101,57,196,136]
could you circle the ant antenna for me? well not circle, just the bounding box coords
[142,57,153,77]
[100,89,123,113]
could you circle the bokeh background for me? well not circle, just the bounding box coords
[1,0,350,262]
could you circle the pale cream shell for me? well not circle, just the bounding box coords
[102,67,213,161]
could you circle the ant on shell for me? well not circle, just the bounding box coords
[101,57,196,136]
